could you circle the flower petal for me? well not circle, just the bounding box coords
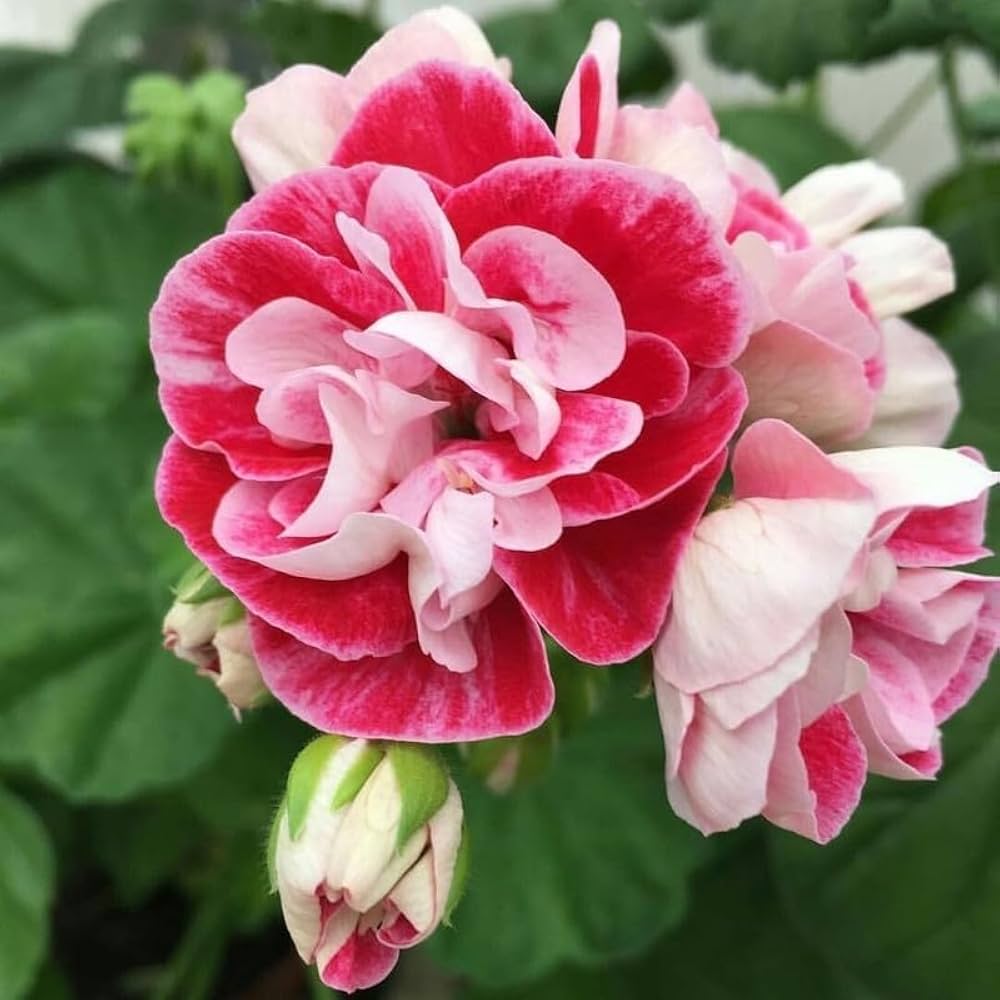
[156,438,416,659]
[842,226,954,318]
[780,160,904,246]
[555,19,620,157]
[445,157,750,366]
[249,588,553,741]
[333,61,558,187]
[497,451,724,663]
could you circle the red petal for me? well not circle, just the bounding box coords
[496,451,725,664]
[591,330,690,418]
[552,366,745,525]
[249,588,553,741]
[151,231,398,479]
[320,929,399,994]
[156,437,415,658]
[445,158,750,366]
[332,61,558,187]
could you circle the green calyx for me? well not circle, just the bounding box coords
[331,743,383,810]
[443,825,471,926]
[266,794,286,893]
[386,744,450,851]
[285,735,347,840]
[173,561,229,605]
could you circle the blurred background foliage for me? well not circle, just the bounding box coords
[0,0,997,997]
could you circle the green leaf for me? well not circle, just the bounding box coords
[640,0,706,23]
[0,165,231,801]
[935,0,1000,56]
[859,0,958,60]
[0,309,132,421]
[0,786,55,1000]
[464,833,862,1000]
[966,94,1000,140]
[769,674,1000,999]
[286,735,346,839]
[484,0,673,121]
[428,676,708,987]
[920,160,1000,298]
[714,105,860,188]
[88,795,202,906]
[706,0,891,87]
[387,744,449,850]
[250,0,380,70]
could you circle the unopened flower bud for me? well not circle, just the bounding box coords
[270,737,467,994]
[162,564,266,715]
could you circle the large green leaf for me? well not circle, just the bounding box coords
[465,832,865,1000]
[705,0,890,87]
[484,0,673,122]
[0,786,56,1000]
[769,671,1000,999]
[714,105,860,188]
[427,673,708,987]
[0,164,232,801]
[250,0,380,70]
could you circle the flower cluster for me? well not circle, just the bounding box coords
[153,7,997,992]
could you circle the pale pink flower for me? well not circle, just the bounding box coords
[654,420,997,842]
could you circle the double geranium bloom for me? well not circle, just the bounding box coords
[154,13,749,741]
[154,5,996,871]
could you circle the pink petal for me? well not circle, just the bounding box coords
[793,609,865,726]
[843,694,941,780]
[497,452,724,663]
[658,480,875,691]
[227,163,449,264]
[933,584,999,720]
[781,161,904,246]
[552,365,745,525]
[156,438,416,659]
[735,321,876,445]
[225,297,366,389]
[320,928,399,994]
[332,61,558,187]
[663,83,719,136]
[699,626,819,730]
[232,66,354,190]
[856,318,959,448]
[765,701,866,843]
[830,445,999,516]
[668,699,779,835]
[731,417,872,503]
[851,619,938,754]
[445,158,750,367]
[444,391,643,498]
[493,488,563,552]
[249,588,554,741]
[726,177,810,249]
[151,230,397,480]
[842,227,954,318]
[867,569,986,644]
[608,105,736,228]
[888,470,990,568]
[555,19,620,157]
[464,224,626,390]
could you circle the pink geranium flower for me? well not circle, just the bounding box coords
[153,133,749,740]
[558,23,957,448]
[653,420,997,843]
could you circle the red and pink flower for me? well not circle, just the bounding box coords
[155,98,749,740]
